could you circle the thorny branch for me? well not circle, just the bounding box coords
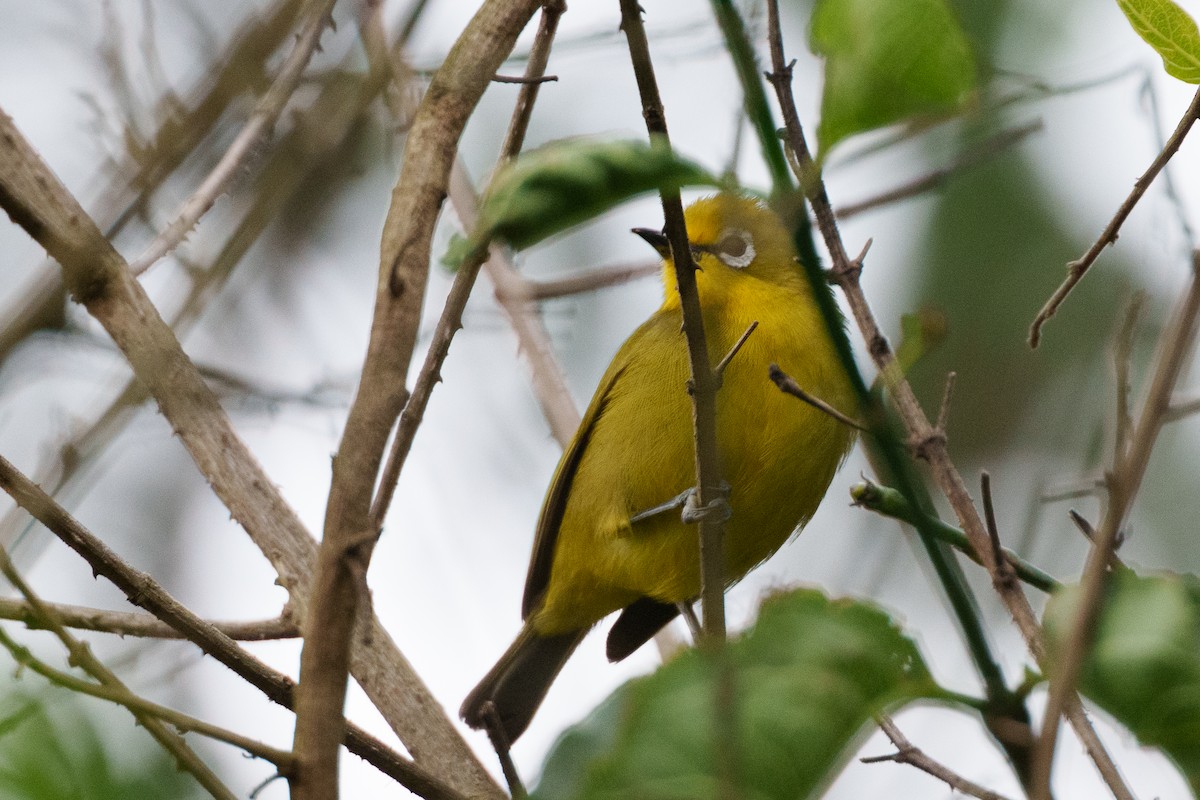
[864,716,1015,800]
[1029,85,1200,347]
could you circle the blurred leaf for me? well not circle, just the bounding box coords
[810,0,978,157]
[894,307,949,375]
[440,233,475,271]
[908,154,1125,459]
[476,137,719,251]
[0,693,200,800]
[1116,0,1200,83]
[533,589,941,800]
[1044,572,1200,790]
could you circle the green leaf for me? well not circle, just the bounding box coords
[533,589,941,800]
[1116,0,1200,82]
[474,138,719,251]
[1044,572,1200,791]
[810,0,978,157]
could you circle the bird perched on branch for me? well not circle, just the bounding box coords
[461,193,856,744]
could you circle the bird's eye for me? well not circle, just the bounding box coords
[714,229,755,269]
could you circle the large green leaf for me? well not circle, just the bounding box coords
[533,589,941,800]
[472,138,718,253]
[1116,0,1200,83]
[810,0,978,157]
[1044,572,1200,791]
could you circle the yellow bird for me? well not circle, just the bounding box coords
[461,193,856,742]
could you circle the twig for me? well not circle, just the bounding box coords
[1114,294,1146,462]
[0,453,468,800]
[714,321,758,377]
[0,535,237,798]
[981,472,1016,591]
[1029,86,1200,347]
[621,0,729,646]
[481,704,527,800]
[835,121,1042,220]
[761,2,1133,796]
[525,260,661,300]
[492,73,558,84]
[865,716,1015,800]
[1067,509,1127,571]
[1164,392,1200,421]
[128,0,339,274]
[769,365,866,431]
[0,599,297,640]
[851,480,1060,593]
[1033,252,1200,800]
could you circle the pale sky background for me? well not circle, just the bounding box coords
[1,0,1199,798]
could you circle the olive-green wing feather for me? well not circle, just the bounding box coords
[520,358,630,619]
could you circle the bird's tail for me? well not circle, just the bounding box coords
[460,622,586,744]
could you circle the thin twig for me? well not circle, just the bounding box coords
[935,372,957,435]
[714,321,758,377]
[621,0,728,646]
[865,716,1015,800]
[1033,253,1200,800]
[525,260,661,300]
[1029,85,1200,347]
[492,73,558,84]
[769,365,867,431]
[835,121,1042,220]
[1114,294,1146,463]
[0,599,298,640]
[981,472,1016,591]
[128,0,339,274]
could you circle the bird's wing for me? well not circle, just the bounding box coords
[520,351,631,620]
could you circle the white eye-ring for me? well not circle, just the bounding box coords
[714,228,755,269]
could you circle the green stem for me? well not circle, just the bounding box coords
[852,481,1060,594]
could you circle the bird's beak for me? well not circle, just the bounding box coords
[631,227,671,258]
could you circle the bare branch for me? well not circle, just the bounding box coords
[0,598,298,640]
[836,121,1043,220]
[1030,86,1200,347]
[769,364,867,431]
[127,1,339,274]
[865,716,1015,800]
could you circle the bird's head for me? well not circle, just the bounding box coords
[633,193,807,307]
